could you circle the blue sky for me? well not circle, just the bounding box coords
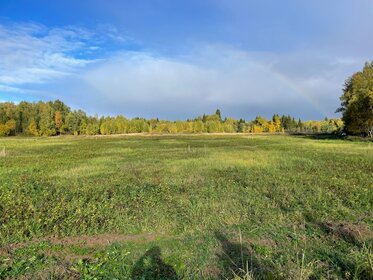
[0,0,372,120]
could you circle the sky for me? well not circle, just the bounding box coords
[0,0,372,120]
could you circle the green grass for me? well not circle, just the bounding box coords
[0,134,372,279]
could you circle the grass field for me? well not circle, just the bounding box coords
[0,134,372,279]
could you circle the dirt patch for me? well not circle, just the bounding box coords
[1,232,158,253]
[202,265,221,279]
[322,222,373,244]
[0,247,11,257]
[250,238,277,248]
[43,246,95,263]
[48,232,157,247]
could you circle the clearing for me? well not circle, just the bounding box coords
[0,135,372,279]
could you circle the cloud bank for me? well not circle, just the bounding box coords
[0,21,368,120]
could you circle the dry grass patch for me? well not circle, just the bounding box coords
[0,147,6,157]
[322,221,373,244]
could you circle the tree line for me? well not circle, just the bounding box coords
[0,100,343,137]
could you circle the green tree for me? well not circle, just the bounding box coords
[128,118,149,133]
[39,103,56,136]
[86,116,100,135]
[215,109,222,121]
[338,62,373,137]
[223,118,236,133]
[206,120,222,133]
[297,118,303,132]
[237,122,245,133]
[272,114,282,132]
[100,117,116,135]
[65,110,86,135]
[115,116,128,134]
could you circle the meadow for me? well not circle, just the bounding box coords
[0,134,372,279]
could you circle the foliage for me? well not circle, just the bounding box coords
[338,61,373,137]
[0,120,16,136]
[27,119,39,136]
[0,100,343,137]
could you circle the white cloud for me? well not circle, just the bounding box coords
[0,23,96,87]
[0,84,26,93]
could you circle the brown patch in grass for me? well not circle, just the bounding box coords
[322,222,373,244]
[250,238,277,248]
[48,232,157,247]
[0,247,11,257]
[44,247,93,264]
[201,265,221,279]
[1,232,158,252]
[0,147,6,157]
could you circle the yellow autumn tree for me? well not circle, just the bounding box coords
[267,121,276,133]
[54,111,62,135]
[272,114,282,132]
[193,120,204,133]
[27,119,39,136]
[252,125,263,133]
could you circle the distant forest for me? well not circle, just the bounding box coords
[0,100,343,136]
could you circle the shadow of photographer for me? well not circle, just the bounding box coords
[131,246,178,280]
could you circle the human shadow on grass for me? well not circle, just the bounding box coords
[215,231,277,280]
[131,246,178,280]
